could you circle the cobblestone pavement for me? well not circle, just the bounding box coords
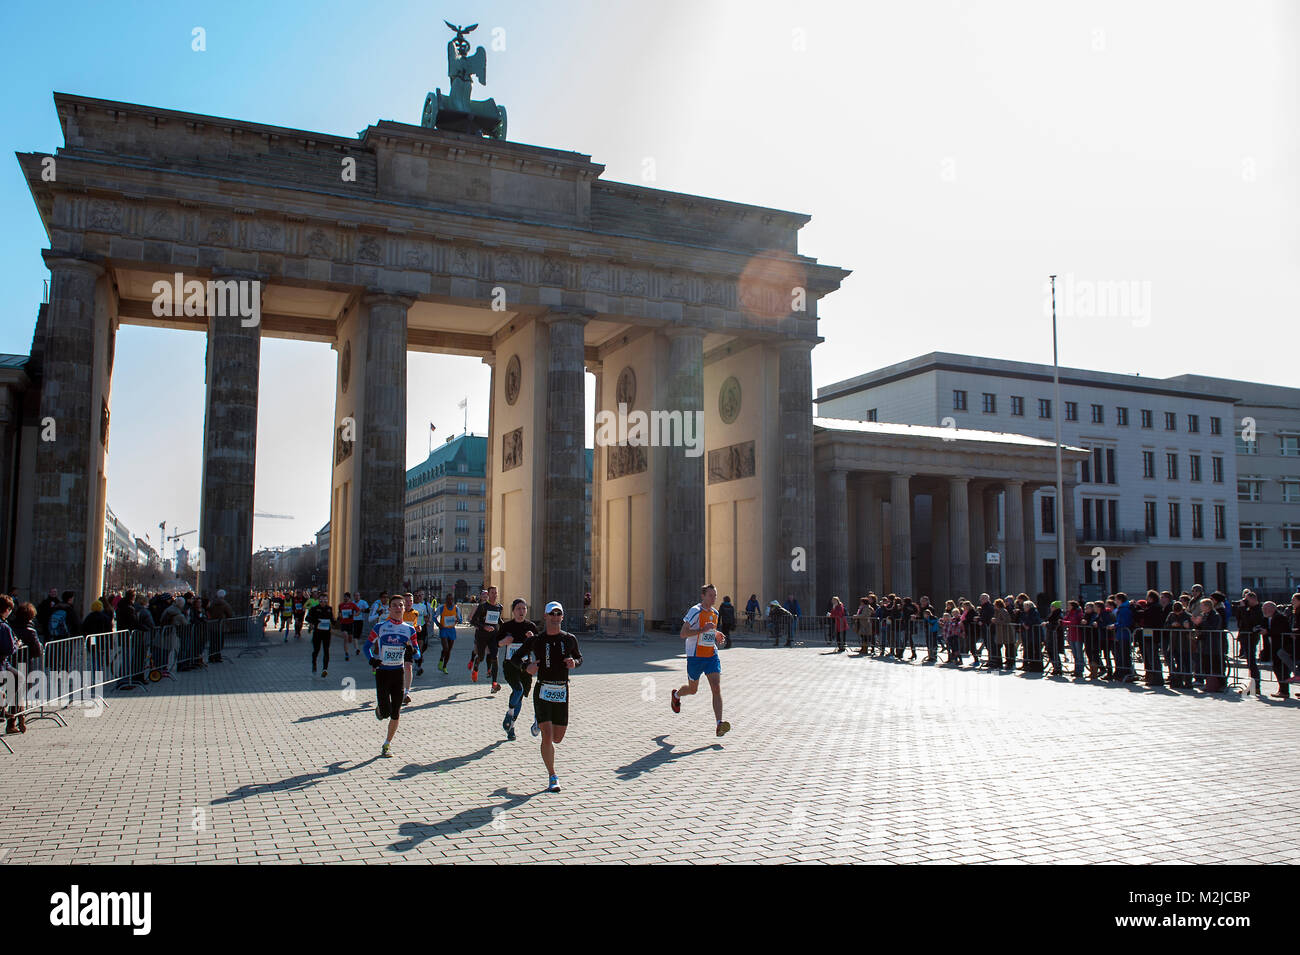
[4,631,1298,864]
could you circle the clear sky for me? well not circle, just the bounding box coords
[1,0,1294,555]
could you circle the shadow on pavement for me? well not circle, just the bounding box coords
[389,740,505,780]
[211,757,379,805]
[390,787,538,851]
[614,734,723,781]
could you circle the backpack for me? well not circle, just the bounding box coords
[49,608,69,637]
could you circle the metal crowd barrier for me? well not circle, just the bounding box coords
[2,616,264,755]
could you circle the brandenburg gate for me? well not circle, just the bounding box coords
[17,42,847,622]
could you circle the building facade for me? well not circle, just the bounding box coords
[818,353,1243,600]
[1167,375,1300,598]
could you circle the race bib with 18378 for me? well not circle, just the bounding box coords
[538,682,568,703]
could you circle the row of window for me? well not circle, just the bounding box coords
[1238,479,1300,503]
[1236,435,1300,456]
[951,391,1226,434]
[1240,525,1300,550]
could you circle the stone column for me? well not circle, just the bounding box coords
[825,468,849,607]
[1022,483,1040,597]
[541,312,587,618]
[588,360,603,609]
[932,486,950,600]
[949,477,971,599]
[664,328,705,616]
[889,472,913,597]
[858,478,881,592]
[777,341,816,610]
[30,255,106,613]
[969,484,987,596]
[482,354,496,594]
[198,276,263,613]
[984,486,1001,594]
[355,292,410,595]
[1004,480,1025,596]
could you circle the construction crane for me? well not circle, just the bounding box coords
[254,512,295,520]
[165,528,196,562]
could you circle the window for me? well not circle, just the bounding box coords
[1284,526,1300,550]
[1169,561,1183,595]
[1106,448,1117,485]
[1216,562,1228,594]
[1038,398,1052,419]
[1164,411,1177,431]
[1116,407,1129,426]
[1189,455,1202,482]
[1146,561,1160,591]
[457,500,468,511]
[1010,396,1024,417]
[1282,436,1300,457]
[981,393,996,414]
[1282,481,1300,504]
[1065,401,1078,422]
[1168,502,1182,538]
[1237,434,1259,455]
[1108,499,1118,536]
[1214,504,1226,540]
[866,409,878,422]
[457,481,467,495]
[1144,501,1158,537]
[1191,504,1204,539]
[1193,561,1206,586]
[1091,404,1104,424]
[1238,479,1261,502]
[1210,416,1222,436]
[1080,458,1091,483]
[1141,409,1153,429]
[952,390,967,411]
[1212,456,1224,483]
[1093,448,1104,483]
[1187,414,1200,434]
[1041,495,1055,535]
[1166,453,1179,480]
[1240,526,1264,550]
[1142,451,1155,479]
[455,518,467,532]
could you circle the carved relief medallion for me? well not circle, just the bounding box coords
[615,366,636,407]
[718,376,742,424]
[504,354,522,406]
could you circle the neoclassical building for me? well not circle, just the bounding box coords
[15,92,848,622]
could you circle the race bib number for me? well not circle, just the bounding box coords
[340,609,352,619]
[380,644,405,666]
[539,682,567,703]
[485,610,500,626]
[698,630,717,648]
[318,620,330,631]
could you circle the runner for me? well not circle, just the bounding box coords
[435,593,461,673]
[468,586,504,692]
[292,592,306,640]
[413,590,432,675]
[352,593,369,657]
[497,598,538,741]
[402,593,420,704]
[364,594,421,758]
[270,592,284,631]
[337,591,359,661]
[671,583,731,737]
[509,600,581,791]
[307,597,335,677]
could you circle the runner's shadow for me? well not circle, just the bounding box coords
[212,758,377,805]
[390,787,537,852]
[397,691,476,714]
[389,740,505,780]
[614,734,722,781]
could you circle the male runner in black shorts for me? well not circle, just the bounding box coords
[468,586,504,692]
[365,595,420,758]
[497,598,538,741]
[509,600,581,792]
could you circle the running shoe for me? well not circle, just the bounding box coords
[502,711,513,732]
[716,721,731,738]
[403,694,412,705]
[380,742,392,758]
[417,666,424,676]
[321,669,328,678]
[506,727,516,741]
[471,667,479,683]
[375,706,384,720]
[530,720,540,737]
[467,657,474,672]
[491,682,501,694]
[671,688,681,714]
[546,776,561,793]
[439,662,447,674]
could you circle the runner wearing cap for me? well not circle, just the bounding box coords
[509,600,581,792]
[672,584,731,737]
[364,594,421,758]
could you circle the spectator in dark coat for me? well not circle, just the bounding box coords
[5,601,40,734]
